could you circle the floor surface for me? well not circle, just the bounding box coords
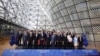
[0,35,16,56]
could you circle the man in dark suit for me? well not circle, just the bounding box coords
[28,30,35,49]
[34,31,38,49]
[46,31,51,49]
[78,36,83,49]
[63,32,68,49]
[16,30,23,46]
[32,31,36,48]
[37,31,46,49]
[56,32,62,49]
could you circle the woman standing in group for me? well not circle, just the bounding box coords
[67,32,73,49]
[73,35,79,49]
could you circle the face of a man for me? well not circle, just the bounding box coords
[30,31,33,34]
[19,31,22,34]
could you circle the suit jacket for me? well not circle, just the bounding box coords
[78,37,83,44]
[51,34,57,43]
[23,35,28,42]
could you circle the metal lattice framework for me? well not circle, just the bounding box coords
[37,0,100,49]
[0,0,53,30]
[38,0,100,41]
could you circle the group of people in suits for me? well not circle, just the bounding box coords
[10,30,88,49]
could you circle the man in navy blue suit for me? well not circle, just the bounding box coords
[23,31,28,49]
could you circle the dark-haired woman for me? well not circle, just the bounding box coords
[67,32,73,49]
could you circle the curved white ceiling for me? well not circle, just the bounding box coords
[0,0,53,30]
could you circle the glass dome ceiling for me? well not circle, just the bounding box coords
[0,0,53,30]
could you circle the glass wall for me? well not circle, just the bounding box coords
[38,0,100,50]
[0,21,25,35]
